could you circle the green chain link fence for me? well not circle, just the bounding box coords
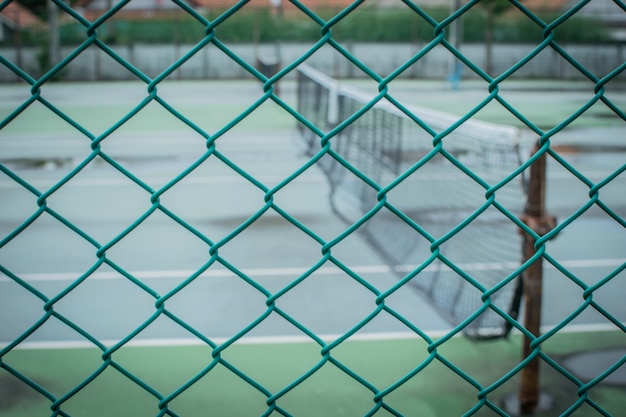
[1,0,625,416]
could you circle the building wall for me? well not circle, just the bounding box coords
[1,42,624,82]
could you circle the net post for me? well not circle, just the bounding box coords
[517,141,557,414]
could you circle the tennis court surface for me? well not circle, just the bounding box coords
[1,74,624,416]
[1,330,624,417]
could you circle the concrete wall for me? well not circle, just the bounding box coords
[1,42,624,82]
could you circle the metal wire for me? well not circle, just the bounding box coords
[0,0,624,416]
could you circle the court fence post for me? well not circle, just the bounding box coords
[517,141,557,414]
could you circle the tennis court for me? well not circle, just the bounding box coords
[1,38,625,417]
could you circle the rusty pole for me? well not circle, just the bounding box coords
[518,142,556,414]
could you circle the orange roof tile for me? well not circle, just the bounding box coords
[192,0,356,9]
[521,0,572,12]
[0,1,43,29]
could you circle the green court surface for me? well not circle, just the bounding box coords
[2,79,624,134]
[1,77,624,417]
[1,330,624,417]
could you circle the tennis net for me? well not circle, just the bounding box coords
[296,64,533,339]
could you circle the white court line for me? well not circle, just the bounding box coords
[4,323,622,351]
[0,170,618,189]
[2,258,624,283]
[0,175,327,189]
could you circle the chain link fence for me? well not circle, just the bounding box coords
[1,0,625,416]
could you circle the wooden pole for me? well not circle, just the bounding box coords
[518,142,556,414]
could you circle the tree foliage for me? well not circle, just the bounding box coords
[4,4,611,46]
[19,0,47,17]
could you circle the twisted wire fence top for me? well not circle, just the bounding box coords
[0,0,625,416]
